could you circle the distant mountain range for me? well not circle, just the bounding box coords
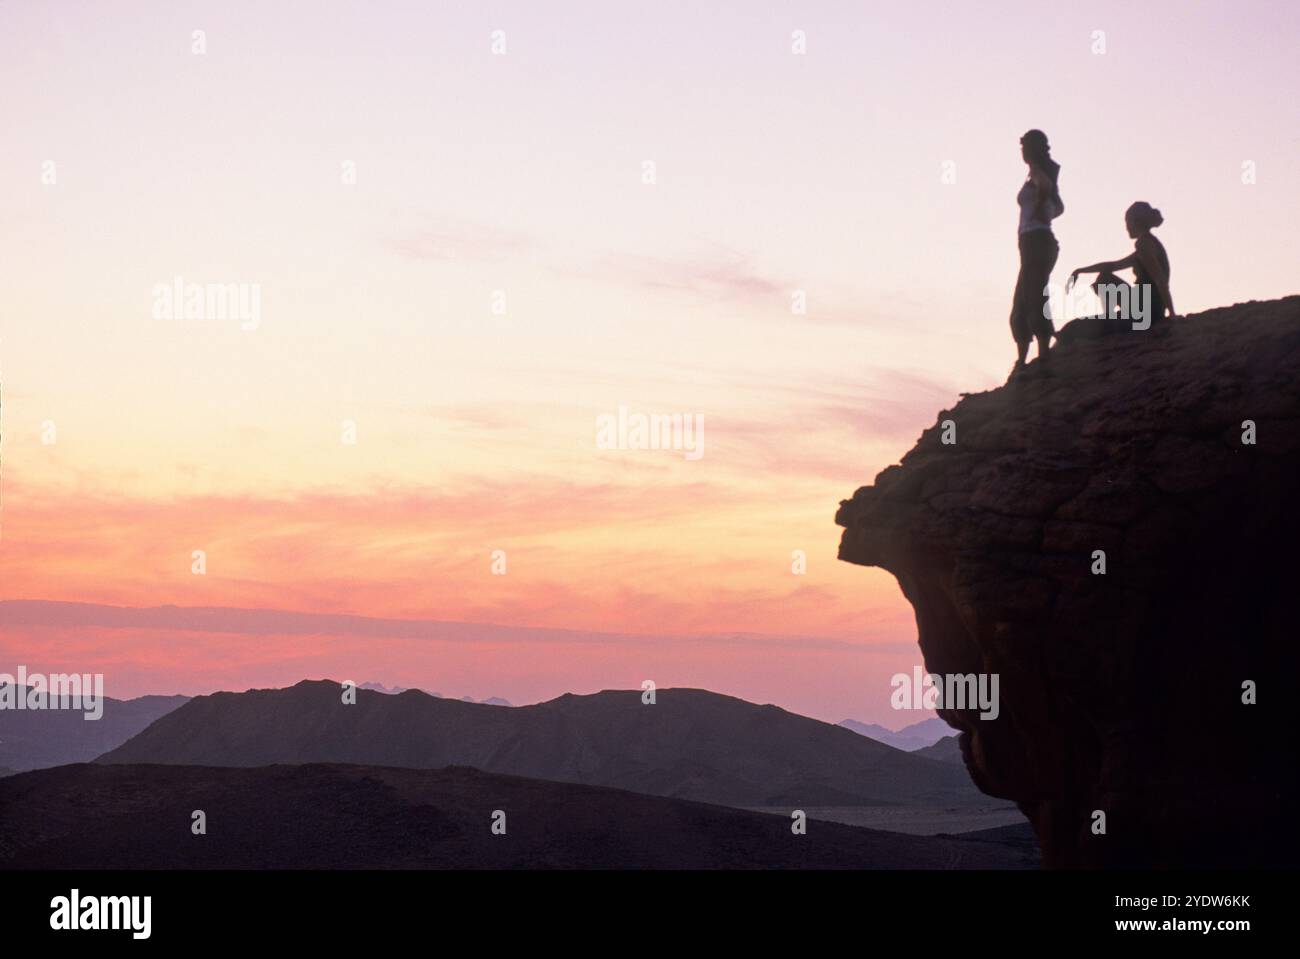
[99,679,988,809]
[0,762,1034,869]
[359,682,511,706]
[0,688,188,771]
[915,735,962,763]
[839,717,953,751]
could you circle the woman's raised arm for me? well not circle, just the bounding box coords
[1068,253,1138,288]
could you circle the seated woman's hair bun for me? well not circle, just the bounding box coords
[1127,201,1163,229]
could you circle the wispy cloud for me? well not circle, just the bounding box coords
[0,599,895,652]
[387,218,533,262]
[589,248,786,303]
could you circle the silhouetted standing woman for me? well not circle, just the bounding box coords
[1009,130,1064,378]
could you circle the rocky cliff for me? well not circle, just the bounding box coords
[836,297,1300,867]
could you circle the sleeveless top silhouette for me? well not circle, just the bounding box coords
[1018,178,1063,235]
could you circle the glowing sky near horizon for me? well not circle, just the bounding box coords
[1,0,1296,723]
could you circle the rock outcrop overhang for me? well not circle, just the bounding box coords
[836,297,1300,867]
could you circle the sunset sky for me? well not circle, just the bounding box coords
[1,0,1296,723]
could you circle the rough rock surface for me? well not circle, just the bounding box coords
[836,297,1300,867]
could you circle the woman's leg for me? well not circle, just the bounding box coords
[1009,240,1033,367]
[1030,234,1059,360]
[1092,270,1126,318]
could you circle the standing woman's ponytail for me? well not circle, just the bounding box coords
[1021,129,1063,216]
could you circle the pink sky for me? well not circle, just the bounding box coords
[1,1,1296,723]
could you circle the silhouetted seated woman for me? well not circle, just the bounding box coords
[1067,202,1174,333]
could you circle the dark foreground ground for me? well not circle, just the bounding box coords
[0,762,1037,869]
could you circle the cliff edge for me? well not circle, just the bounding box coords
[836,297,1300,867]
